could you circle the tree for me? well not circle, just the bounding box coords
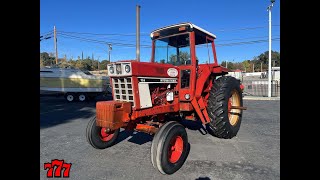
[242,60,251,72]
[68,59,76,68]
[220,61,235,70]
[75,60,85,69]
[40,52,55,67]
[257,50,280,67]
[169,51,190,65]
[99,60,109,70]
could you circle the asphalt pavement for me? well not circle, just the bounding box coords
[40,96,280,180]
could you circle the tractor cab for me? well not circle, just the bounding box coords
[150,22,227,102]
[150,22,218,66]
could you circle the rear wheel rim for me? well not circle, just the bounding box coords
[168,135,184,163]
[67,95,74,101]
[99,127,114,142]
[228,89,241,126]
[79,94,86,101]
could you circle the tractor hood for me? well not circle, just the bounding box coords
[107,61,179,78]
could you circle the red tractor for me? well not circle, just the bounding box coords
[86,22,246,174]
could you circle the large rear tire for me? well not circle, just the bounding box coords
[151,121,189,174]
[206,76,243,139]
[86,116,119,149]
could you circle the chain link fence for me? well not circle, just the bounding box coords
[242,80,280,97]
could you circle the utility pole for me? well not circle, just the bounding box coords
[108,43,112,63]
[98,56,100,72]
[261,62,263,72]
[54,25,58,64]
[92,53,94,69]
[252,63,254,72]
[136,5,141,62]
[267,0,275,97]
[40,54,43,67]
[226,60,228,68]
[82,51,83,61]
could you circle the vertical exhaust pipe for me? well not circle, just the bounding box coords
[136,5,140,62]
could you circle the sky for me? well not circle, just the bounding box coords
[40,0,280,63]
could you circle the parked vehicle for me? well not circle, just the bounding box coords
[40,67,111,102]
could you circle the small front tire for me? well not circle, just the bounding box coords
[86,116,119,149]
[151,121,189,175]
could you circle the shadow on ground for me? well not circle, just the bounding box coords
[112,119,208,146]
[40,95,112,129]
[195,177,211,180]
[180,119,208,135]
[115,130,153,145]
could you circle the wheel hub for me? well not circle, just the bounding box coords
[168,136,183,163]
[228,90,241,126]
[67,95,73,101]
[100,127,114,142]
[79,94,85,101]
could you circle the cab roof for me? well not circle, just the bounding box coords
[150,22,216,39]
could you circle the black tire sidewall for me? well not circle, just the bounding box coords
[207,76,243,138]
[157,123,188,175]
[151,121,177,168]
[86,116,119,149]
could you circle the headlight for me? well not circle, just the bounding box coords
[109,66,114,74]
[125,65,131,73]
[184,94,190,100]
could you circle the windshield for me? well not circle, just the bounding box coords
[154,33,191,66]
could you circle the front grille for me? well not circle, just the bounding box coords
[112,77,135,107]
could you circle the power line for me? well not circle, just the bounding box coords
[59,34,151,47]
[59,31,280,47]
[58,30,149,36]
[40,30,54,42]
[216,38,280,47]
[40,30,54,36]
[214,25,280,32]
[59,33,279,48]
[55,24,280,37]
[58,29,280,49]
[216,35,279,42]
[58,32,150,44]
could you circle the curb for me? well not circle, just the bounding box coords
[243,96,280,101]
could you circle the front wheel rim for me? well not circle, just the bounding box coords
[168,135,184,163]
[99,127,114,142]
